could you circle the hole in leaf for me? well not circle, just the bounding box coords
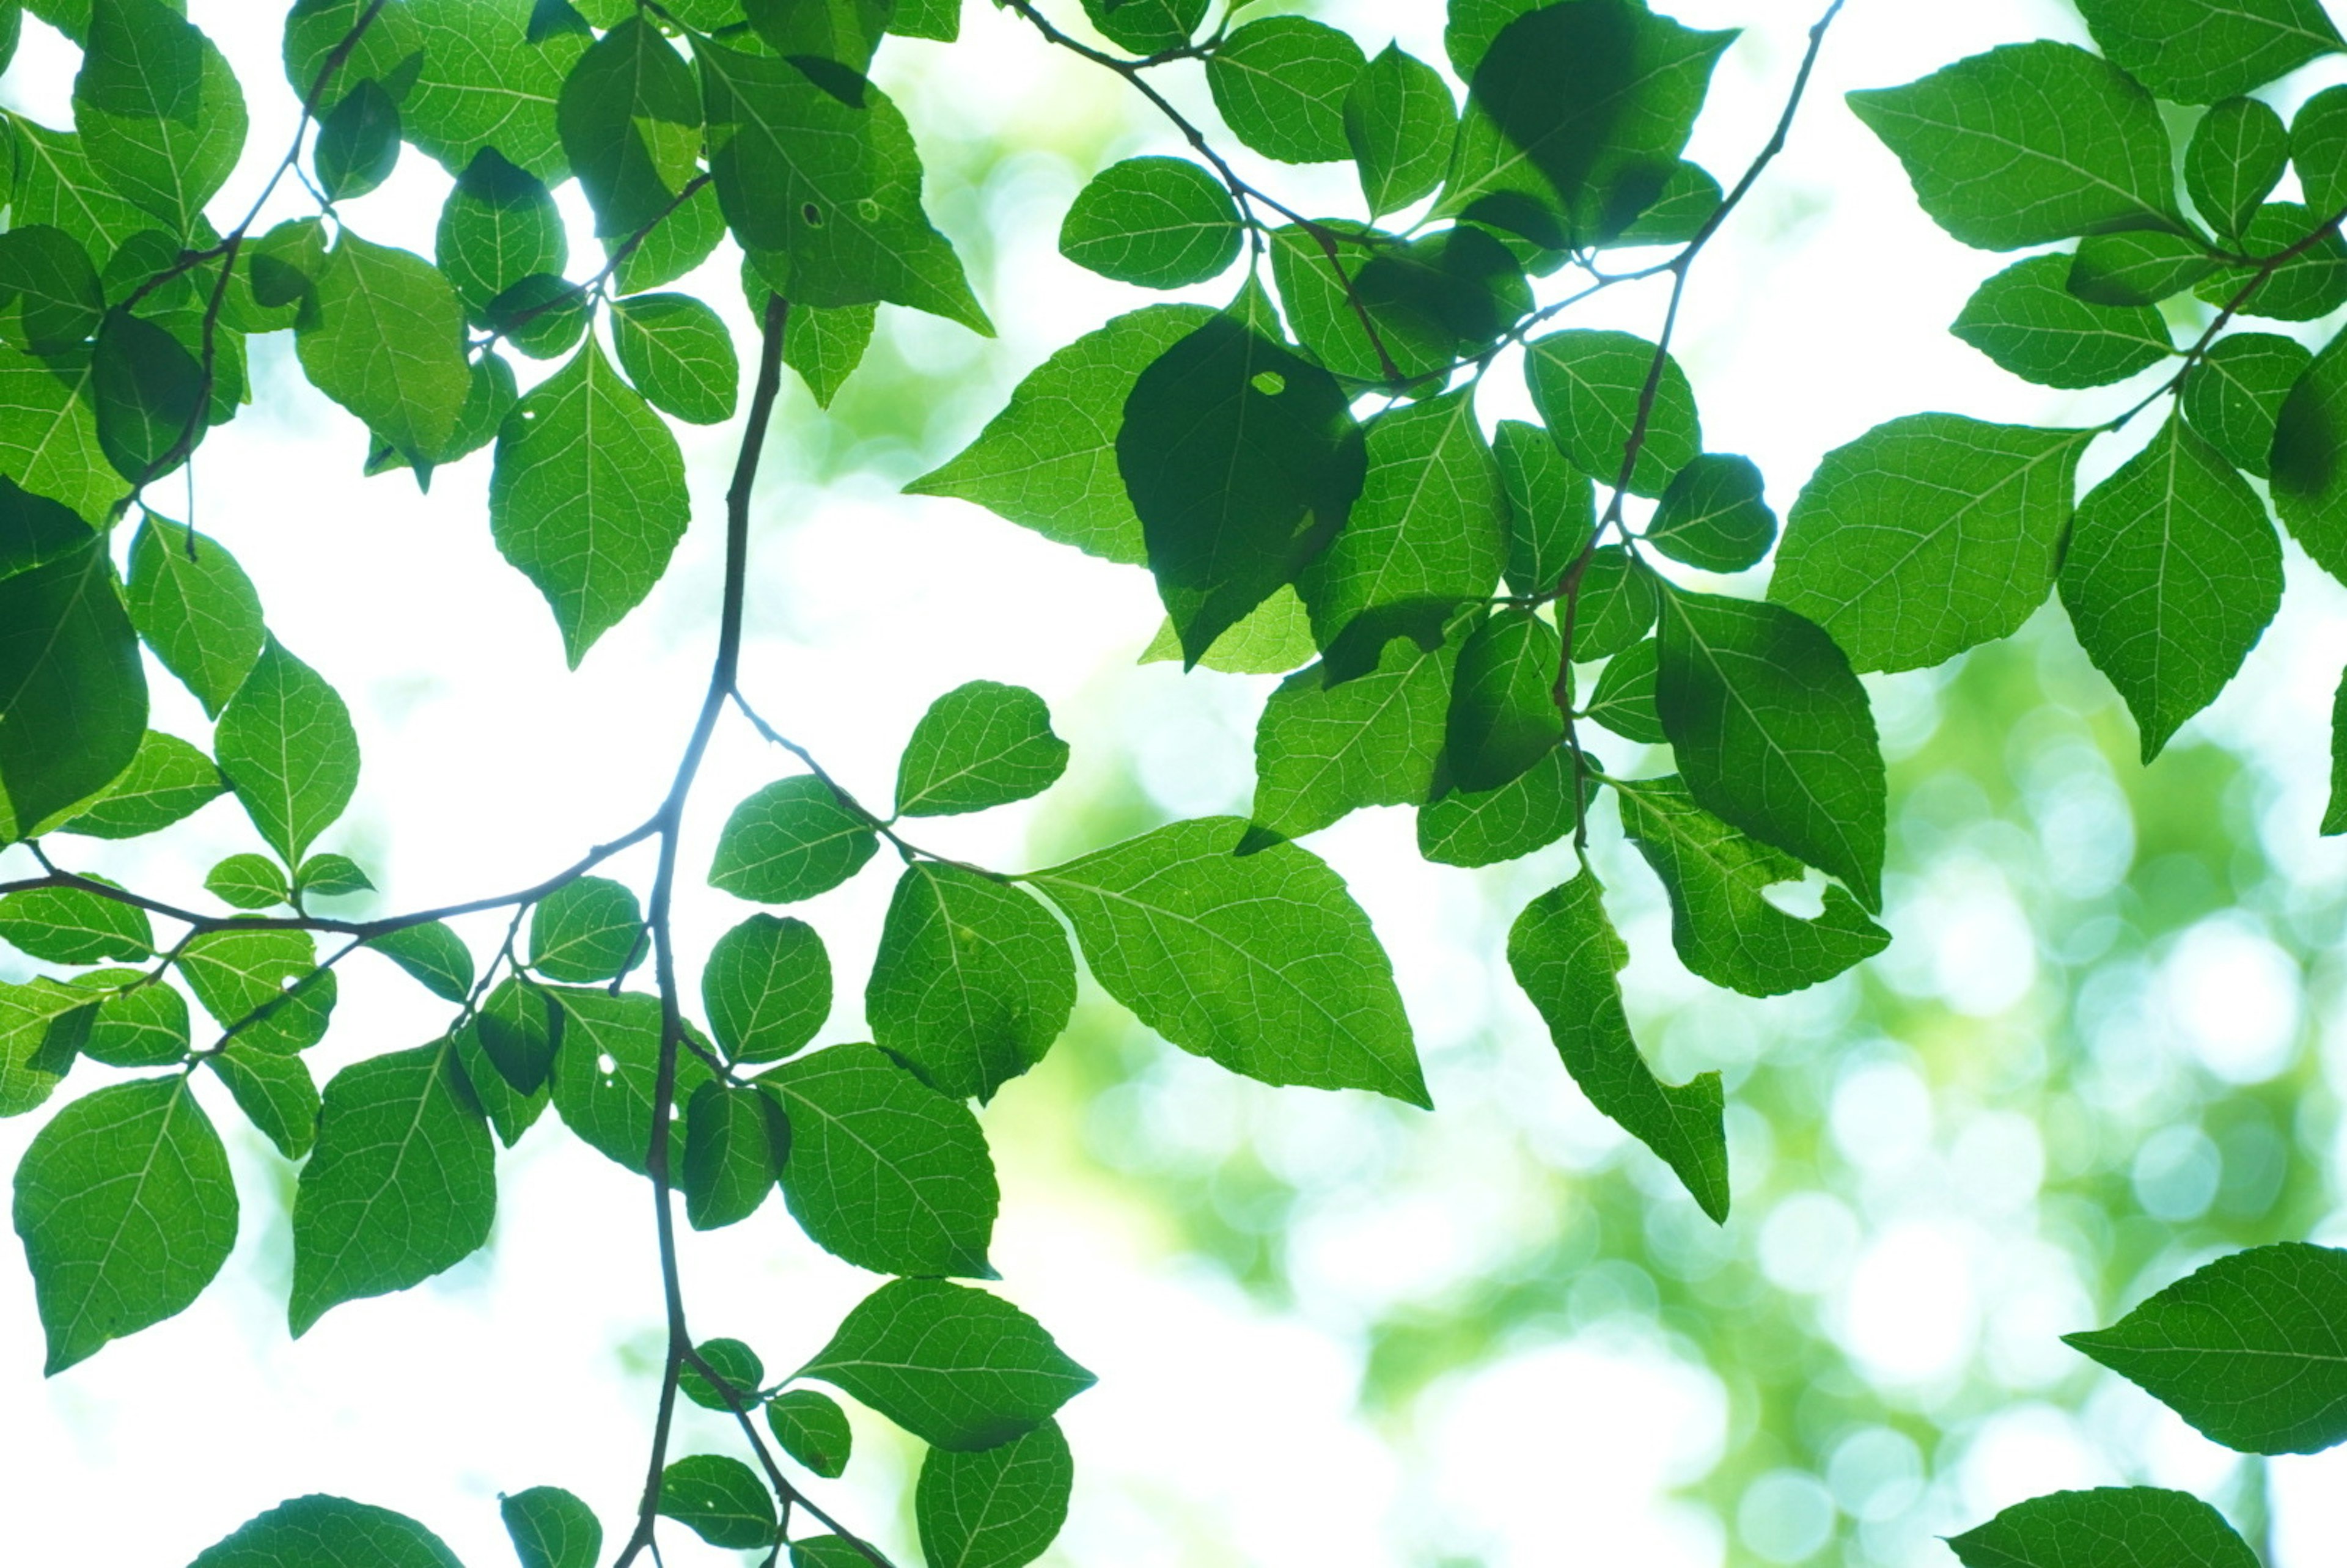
[802,202,823,226]
[1251,370,1286,396]
[597,1052,618,1076]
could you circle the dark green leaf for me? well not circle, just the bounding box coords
[2263,328,2347,581]
[1772,414,2092,672]
[472,975,560,1095]
[452,1023,548,1149]
[73,0,247,236]
[2069,230,2218,307]
[1604,159,1722,248]
[0,224,105,353]
[243,215,328,315]
[282,0,426,109]
[1447,607,1562,793]
[916,1418,1073,1568]
[0,523,145,835]
[1572,543,1656,662]
[529,874,643,984]
[710,775,880,904]
[1846,42,2186,251]
[906,303,1212,565]
[0,977,94,1115]
[1656,590,1885,909]
[295,233,473,464]
[781,299,874,409]
[54,730,223,840]
[2197,202,2347,320]
[2065,1241,2347,1455]
[2073,0,2341,106]
[801,1277,1096,1451]
[680,1336,765,1412]
[501,1486,602,1568]
[683,1079,785,1232]
[206,1041,320,1161]
[0,879,150,962]
[1058,156,1241,290]
[1615,775,1889,996]
[867,863,1074,1104]
[743,0,892,71]
[489,334,690,666]
[178,928,337,1054]
[2296,86,2347,214]
[1031,816,1428,1106]
[1269,222,1529,387]
[2329,668,2347,835]
[611,292,738,425]
[204,853,289,910]
[1948,1487,2258,1568]
[12,1074,235,1372]
[658,1454,774,1550]
[762,1041,997,1277]
[557,18,699,238]
[436,147,567,318]
[1509,874,1727,1221]
[1416,744,1579,868]
[1494,418,1593,597]
[73,970,189,1068]
[2184,331,2308,478]
[1347,44,1455,219]
[1587,636,1664,744]
[547,988,714,1173]
[703,913,831,1064]
[483,273,587,361]
[1205,16,1363,164]
[792,1538,875,1568]
[1951,254,2173,389]
[1078,0,1200,54]
[316,78,402,201]
[1648,453,1775,573]
[766,1388,852,1478]
[213,637,361,865]
[2189,98,2289,237]
[402,0,587,181]
[1524,328,1699,498]
[91,307,203,482]
[125,517,263,719]
[896,681,1068,817]
[188,1495,466,1568]
[1252,632,1456,842]
[1118,307,1365,663]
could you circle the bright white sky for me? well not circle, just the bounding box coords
[5,2,2347,1565]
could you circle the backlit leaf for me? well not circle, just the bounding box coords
[1524,328,1699,498]
[124,516,263,718]
[703,913,831,1064]
[1058,156,1241,290]
[916,1418,1073,1568]
[1205,16,1362,164]
[867,863,1074,1104]
[213,637,361,865]
[1948,1487,2257,1568]
[709,775,880,905]
[1950,254,2173,390]
[895,681,1068,818]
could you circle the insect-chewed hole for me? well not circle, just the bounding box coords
[1251,370,1286,396]
[597,1052,618,1076]
[802,202,823,226]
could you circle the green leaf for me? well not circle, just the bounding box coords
[548,988,714,1173]
[697,37,991,332]
[436,147,567,319]
[1656,590,1885,909]
[867,863,1075,1104]
[782,300,874,409]
[295,233,473,465]
[2073,0,2342,106]
[124,518,263,719]
[1524,328,1699,498]
[1416,744,1579,868]
[1078,0,1200,53]
[767,1387,853,1477]
[610,292,737,426]
[471,974,560,1094]
[762,1041,997,1277]
[1648,454,1776,573]
[489,333,690,665]
[1447,607,1562,794]
[1615,775,1889,996]
[2296,86,2347,215]
[2062,416,2280,763]
[1252,632,1456,843]
[658,1454,774,1550]
[682,1080,786,1232]
[1846,42,2186,251]
[1031,816,1428,1106]
[1138,582,1320,675]
[73,0,247,236]
[906,303,1212,565]
[54,730,223,840]
[2188,98,2289,238]
[792,1538,874,1568]
[288,1039,493,1335]
[2329,668,2347,835]
[1605,159,1722,248]
[0,342,120,526]
[612,177,725,295]
[402,0,587,181]
[1494,418,1593,597]
[204,852,289,910]
[0,976,95,1115]
[213,637,361,865]
[1295,388,1505,676]
[1950,254,2173,390]
[206,1041,320,1161]
[703,914,831,1064]
[2197,202,2347,321]
[710,775,880,904]
[0,880,150,962]
[1948,1487,2258,1568]
[801,1277,1096,1451]
[1268,222,1529,386]
[501,1486,602,1568]
[2069,230,2219,307]
[0,224,105,353]
[90,306,204,483]
[1118,307,1365,663]
[9,117,153,264]
[178,928,337,1054]
[2264,329,2347,582]
[0,524,145,835]
[1574,537,1654,663]
[1347,43,1455,219]
[282,0,427,111]
[1772,414,2092,673]
[916,1418,1073,1568]
[11,1074,235,1372]
[528,874,643,984]
[1587,636,1664,744]
[1508,874,1727,1221]
[1436,0,1732,253]
[452,1022,548,1149]
[743,0,892,71]
[295,852,373,900]
[680,1336,764,1411]
[896,681,1068,817]
[1058,156,1241,290]
[1205,15,1363,164]
[74,970,189,1068]
[315,79,402,205]
[188,1495,466,1568]
[2065,1240,2347,1455]
[557,18,699,239]
[2184,332,2308,478]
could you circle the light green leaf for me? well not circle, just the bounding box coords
[358,923,472,1007]
[436,147,566,320]
[1615,775,1889,996]
[1268,221,1528,387]
[547,987,713,1173]
[1494,418,1593,597]
[801,1277,1096,1451]
[556,17,699,239]
[73,970,189,1068]
[867,863,1074,1104]
[792,1538,875,1568]
[489,333,690,666]
[1524,328,1699,498]
[658,1454,774,1550]
[213,637,361,865]
[54,730,223,840]
[2073,0,2342,106]
[1139,582,1318,675]
[896,681,1068,818]
[2061,416,2280,763]
[1948,1487,2257,1568]
[0,223,105,353]
[1573,544,1653,664]
[314,79,401,202]
[188,1495,466,1568]
[681,1079,785,1231]
[761,1041,997,1277]
[1031,816,1428,1106]
[766,1388,853,1478]
[1416,744,1579,868]
[678,1336,764,1411]
[501,1486,601,1568]
[709,775,880,904]
[2328,669,2347,835]
[72,0,246,236]
[1252,631,1456,843]
[2188,98,2289,237]
[124,517,263,718]
[1587,636,1664,744]
[781,300,874,409]
[0,521,146,835]
[0,880,150,962]
[1058,156,1241,290]
[1606,159,1723,248]
[1950,254,2173,390]
[611,292,737,426]
[613,177,725,295]
[2184,332,2308,478]
[0,341,121,524]
[452,1019,548,1149]
[2198,202,2347,321]
[0,976,94,1115]
[402,0,587,181]
[916,1418,1073,1568]
[295,852,373,900]
[2070,230,2219,307]
[1648,453,1776,573]
[528,874,643,984]
[9,117,152,262]
[742,0,892,71]
[907,304,1213,565]
[204,852,288,910]
[703,913,830,1064]
[295,233,473,465]
[1078,0,1200,53]
[281,0,426,107]
[2295,86,2347,216]
[1847,42,2186,251]
[1205,15,1363,164]
[206,1041,320,1161]
[178,928,337,1055]
[12,1074,235,1372]
[1508,874,1727,1220]
[1347,43,1456,219]
[1772,414,2092,673]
